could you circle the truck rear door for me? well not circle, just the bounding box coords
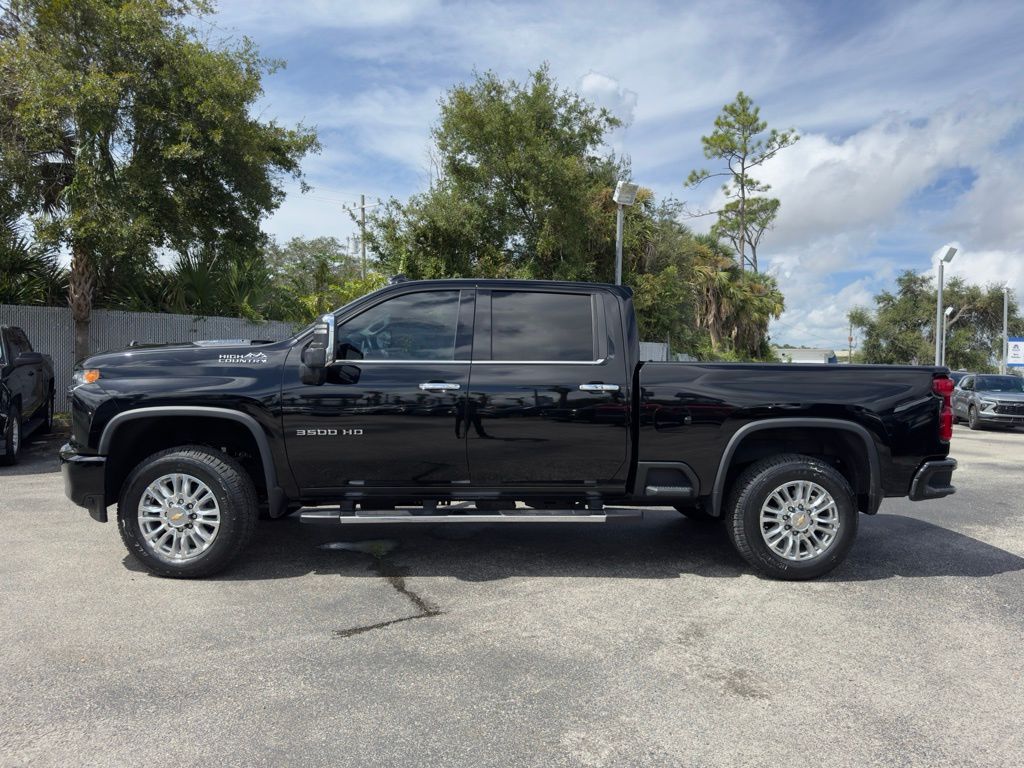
[465,287,630,490]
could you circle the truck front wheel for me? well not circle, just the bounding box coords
[725,454,858,580]
[117,446,258,578]
[1,405,21,466]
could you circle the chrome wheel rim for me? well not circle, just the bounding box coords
[138,473,221,562]
[760,480,840,562]
[11,417,19,454]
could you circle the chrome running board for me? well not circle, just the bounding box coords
[300,508,642,525]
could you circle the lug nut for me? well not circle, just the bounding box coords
[783,515,790,521]
[186,523,193,528]
[190,513,197,519]
[785,524,792,530]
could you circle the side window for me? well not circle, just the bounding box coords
[337,291,461,361]
[491,291,595,362]
[10,330,30,356]
[963,377,974,392]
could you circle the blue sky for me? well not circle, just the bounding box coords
[210,0,1024,348]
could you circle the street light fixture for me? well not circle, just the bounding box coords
[934,246,957,366]
[613,181,640,286]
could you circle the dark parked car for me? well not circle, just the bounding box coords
[1,326,55,465]
[62,279,956,580]
[952,373,1024,430]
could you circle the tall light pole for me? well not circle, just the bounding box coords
[934,246,957,366]
[1002,285,1010,375]
[612,181,640,286]
[941,306,953,366]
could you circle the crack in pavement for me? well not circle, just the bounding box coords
[329,543,443,638]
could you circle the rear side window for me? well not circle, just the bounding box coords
[491,291,595,361]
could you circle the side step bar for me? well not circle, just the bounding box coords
[300,508,643,525]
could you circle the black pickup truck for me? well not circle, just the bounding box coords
[61,279,957,579]
[2,325,55,465]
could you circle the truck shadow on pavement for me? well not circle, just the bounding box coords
[0,429,67,477]
[193,510,1024,584]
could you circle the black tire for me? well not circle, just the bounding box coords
[1,405,21,466]
[117,445,258,578]
[968,406,981,431]
[674,505,719,523]
[39,392,54,434]
[725,454,858,580]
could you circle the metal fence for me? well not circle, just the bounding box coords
[0,304,296,411]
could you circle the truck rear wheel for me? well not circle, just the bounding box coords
[725,454,858,580]
[117,446,258,578]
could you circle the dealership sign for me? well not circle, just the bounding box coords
[1008,337,1024,368]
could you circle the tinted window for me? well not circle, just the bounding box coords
[491,291,594,361]
[9,330,30,357]
[338,291,461,360]
[976,375,1024,392]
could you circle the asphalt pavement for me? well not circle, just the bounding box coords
[1,425,1022,767]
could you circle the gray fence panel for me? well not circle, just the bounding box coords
[639,341,669,362]
[0,305,76,413]
[1,304,296,412]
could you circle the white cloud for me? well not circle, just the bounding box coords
[207,0,1024,349]
[216,0,437,33]
[731,99,1022,250]
[578,71,638,127]
[937,246,1024,297]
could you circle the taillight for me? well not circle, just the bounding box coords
[933,376,954,442]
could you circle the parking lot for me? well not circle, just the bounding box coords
[2,425,1023,768]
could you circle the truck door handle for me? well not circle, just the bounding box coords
[419,382,461,391]
[579,383,619,392]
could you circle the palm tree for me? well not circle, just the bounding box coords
[689,233,784,358]
[0,211,66,305]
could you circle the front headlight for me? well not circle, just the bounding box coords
[71,369,101,388]
[978,398,997,410]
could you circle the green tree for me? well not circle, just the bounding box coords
[367,66,621,281]
[849,271,1023,369]
[0,210,65,305]
[686,92,798,272]
[366,68,784,360]
[0,0,318,357]
[263,236,361,321]
[687,233,783,358]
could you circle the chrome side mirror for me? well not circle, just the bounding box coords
[302,314,336,369]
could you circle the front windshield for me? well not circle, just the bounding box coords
[976,375,1024,393]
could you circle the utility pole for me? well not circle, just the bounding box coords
[343,196,382,280]
[848,320,853,364]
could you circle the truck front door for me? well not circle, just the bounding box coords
[282,288,475,493]
[465,288,630,491]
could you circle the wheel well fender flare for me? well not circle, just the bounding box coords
[98,406,279,493]
[711,418,881,517]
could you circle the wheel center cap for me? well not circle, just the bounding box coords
[791,511,811,531]
[166,507,189,527]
